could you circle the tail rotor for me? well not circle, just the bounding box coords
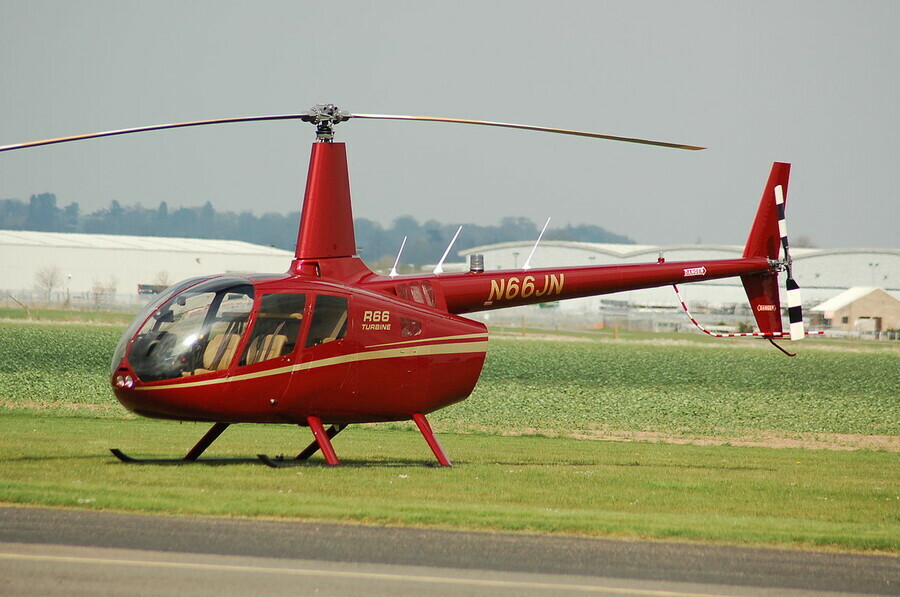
[678,163,822,355]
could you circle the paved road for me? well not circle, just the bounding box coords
[1,505,897,596]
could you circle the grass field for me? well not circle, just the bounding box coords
[0,306,135,326]
[0,320,898,551]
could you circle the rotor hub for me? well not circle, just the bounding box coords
[301,104,350,142]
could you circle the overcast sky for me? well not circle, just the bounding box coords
[1,1,897,248]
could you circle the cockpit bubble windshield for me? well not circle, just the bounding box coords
[110,276,210,376]
[126,277,254,382]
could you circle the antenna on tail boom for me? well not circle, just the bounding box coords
[523,217,551,271]
[433,226,463,274]
[389,236,408,278]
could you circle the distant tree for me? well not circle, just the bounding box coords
[793,235,818,248]
[354,218,392,261]
[238,211,258,242]
[91,275,118,308]
[258,212,295,249]
[107,200,125,232]
[212,209,240,241]
[498,216,538,240]
[546,223,633,244]
[0,198,28,229]
[199,201,215,237]
[391,215,420,239]
[3,194,635,265]
[34,265,63,302]
[171,206,198,237]
[62,202,80,232]
[26,193,61,231]
[153,271,170,287]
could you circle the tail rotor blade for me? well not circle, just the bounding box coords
[774,184,805,341]
[774,184,791,269]
[786,277,805,341]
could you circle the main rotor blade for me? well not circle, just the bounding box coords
[349,113,705,150]
[0,114,307,153]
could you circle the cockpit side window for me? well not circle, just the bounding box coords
[421,280,436,306]
[239,293,306,366]
[305,295,348,347]
[409,282,424,304]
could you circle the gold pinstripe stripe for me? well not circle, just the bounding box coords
[365,332,488,349]
[134,340,488,391]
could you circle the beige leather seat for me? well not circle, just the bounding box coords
[245,333,288,364]
[320,311,348,344]
[193,333,240,375]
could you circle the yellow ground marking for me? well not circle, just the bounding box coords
[0,551,732,596]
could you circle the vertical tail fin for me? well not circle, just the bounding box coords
[741,273,784,337]
[743,162,790,261]
[741,162,796,339]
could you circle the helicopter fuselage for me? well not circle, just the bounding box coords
[111,251,776,425]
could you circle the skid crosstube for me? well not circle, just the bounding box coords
[258,420,347,468]
[257,414,452,467]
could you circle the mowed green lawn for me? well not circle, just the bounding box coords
[0,321,897,551]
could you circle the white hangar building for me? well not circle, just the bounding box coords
[0,230,294,307]
[458,241,900,317]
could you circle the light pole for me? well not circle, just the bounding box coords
[868,263,879,286]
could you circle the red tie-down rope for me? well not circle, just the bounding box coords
[672,284,824,356]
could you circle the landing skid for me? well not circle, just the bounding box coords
[111,422,231,464]
[112,414,452,467]
[110,448,180,464]
[109,448,258,465]
[257,454,307,468]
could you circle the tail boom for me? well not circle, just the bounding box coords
[436,258,774,315]
[369,161,809,345]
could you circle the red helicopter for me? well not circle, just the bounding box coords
[1,105,810,467]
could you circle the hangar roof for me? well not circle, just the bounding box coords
[810,287,890,312]
[0,230,292,256]
[459,240,897,260]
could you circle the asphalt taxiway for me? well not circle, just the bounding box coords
[0,505,896,596]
